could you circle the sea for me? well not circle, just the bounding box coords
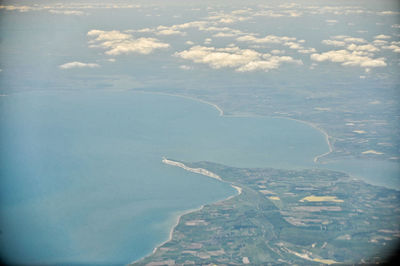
[0,90,399,264]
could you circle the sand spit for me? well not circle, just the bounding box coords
[131,158,243,265]
[162,158,222,181]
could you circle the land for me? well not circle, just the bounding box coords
[134,160,400,265]
[136,78,400,164]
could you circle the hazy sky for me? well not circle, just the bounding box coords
[0,0,399,94]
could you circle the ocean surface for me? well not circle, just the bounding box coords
[0,90,398,264]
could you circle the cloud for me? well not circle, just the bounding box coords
[374,34,391,39]
[372,40,388,46]
[175,45,302,72]
[59,61,100,69]
[204,38,212,44]
[271,49,285,55]
[333,35,367,43]
[207,12,250,24]
[322,40,346,47]
[237,34,296,44]
[310,50,386,69]
[237,34,315,54]
[382,44,400,53]
[87,30,169,55]
[0,5,35,12]
[48,10,86,16]
[326,19,338,24]
[347,43,379,52]
[156,29,185,36]
[377,11,400,16]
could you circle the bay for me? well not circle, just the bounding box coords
[0,90,398,264]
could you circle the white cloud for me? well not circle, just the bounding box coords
[185,41,195,45]
[271,49,285,55]
[298,48,316,54]
[204,38,212,44]
[382,45,400,53]
[237,34,315,54]
[374,34,391,39]
[322,40,346,47]
[392,24,400,29]
[59,61,100,69]
[326,19,338,24]
[310,50,386,69]
[377,11,400,16]
[207,12,250,24]
[237,34,296,44]
[87,30,169,56]
[333,35,367,43]
[48,10,86,16]
[175,45,302,72]
[283,41,302,49]
[156,29,185,36]
[347,43,379,52]
[0,5,35,12]
[372,39,388,46]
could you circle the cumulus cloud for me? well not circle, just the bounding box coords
[322,40,346,47]
[333,35,367,43]
[175,45,302,72]
[374,34,391,39]
[87,30,169,55]
[237,34,296,44]
[382,44,400,53]
[237,34,315,54]
[156,29,185,36]
[207,12,250,24]
[372,39,388,46]
[347,43,379,52]
[310,50,386,69]
[59,61,100,69]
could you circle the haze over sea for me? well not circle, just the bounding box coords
[1,90,398,264]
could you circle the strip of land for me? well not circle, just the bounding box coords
[133,160,400,265]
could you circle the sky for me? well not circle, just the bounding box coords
[0,0,399,95]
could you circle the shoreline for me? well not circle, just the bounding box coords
[130,158,242,265]
[129,205,205,265]
[131,89,334,164]
[275,117,334,163]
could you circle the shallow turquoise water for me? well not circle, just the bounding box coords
[0,90,398,264]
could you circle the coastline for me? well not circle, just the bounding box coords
[130,158,242,265]
[275,117,334,163]
[131,89,334,164]
[128,90,335,265]
[131,205,205,265]
[162,157,222,181]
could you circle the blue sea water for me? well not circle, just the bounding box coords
[0,90,398,264]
